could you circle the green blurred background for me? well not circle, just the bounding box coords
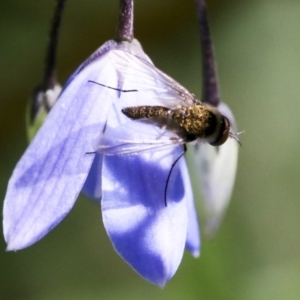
[1,0,300,299]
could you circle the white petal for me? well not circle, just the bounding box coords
[193,102,239,237]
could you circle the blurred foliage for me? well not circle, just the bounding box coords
[1,0,300,299]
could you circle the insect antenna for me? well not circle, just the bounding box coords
[229,131,244,147]
[88,80,138,93]
[164,144,187,207]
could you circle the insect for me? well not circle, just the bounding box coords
[88,49,237,155]
[121,104,230,147]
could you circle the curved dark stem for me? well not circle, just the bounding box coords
[195,0,220,107]
[42,0,66,90]
[117,0,134,42]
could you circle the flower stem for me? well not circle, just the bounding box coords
[29,0,66,124]
[42,0,66,90]
[195,0,220,106]
[117,0,134,42]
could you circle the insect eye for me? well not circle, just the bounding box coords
[209,116,230,146]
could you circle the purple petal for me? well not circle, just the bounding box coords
[81,154,103,201]
[181,159,200,257]
[3,40,124,250]
[101,147,189,287]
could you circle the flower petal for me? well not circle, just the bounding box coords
[181,159,200,257]
[101,147,189,287]
[81,154,103,201]
[193,102,239,237]
[3,40,126,250]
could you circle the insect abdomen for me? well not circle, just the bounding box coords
[122,106,169,119]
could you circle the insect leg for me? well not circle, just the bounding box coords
[88,80,138,93]
[164,144,187,207]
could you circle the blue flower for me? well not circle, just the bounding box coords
[3,39,200,287]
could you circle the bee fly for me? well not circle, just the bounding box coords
[121,104,230,147]
[89,50,236,148]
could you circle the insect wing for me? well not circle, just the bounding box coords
[92,49,194,156]
[97,119,185,155]
[109,49,197,108]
